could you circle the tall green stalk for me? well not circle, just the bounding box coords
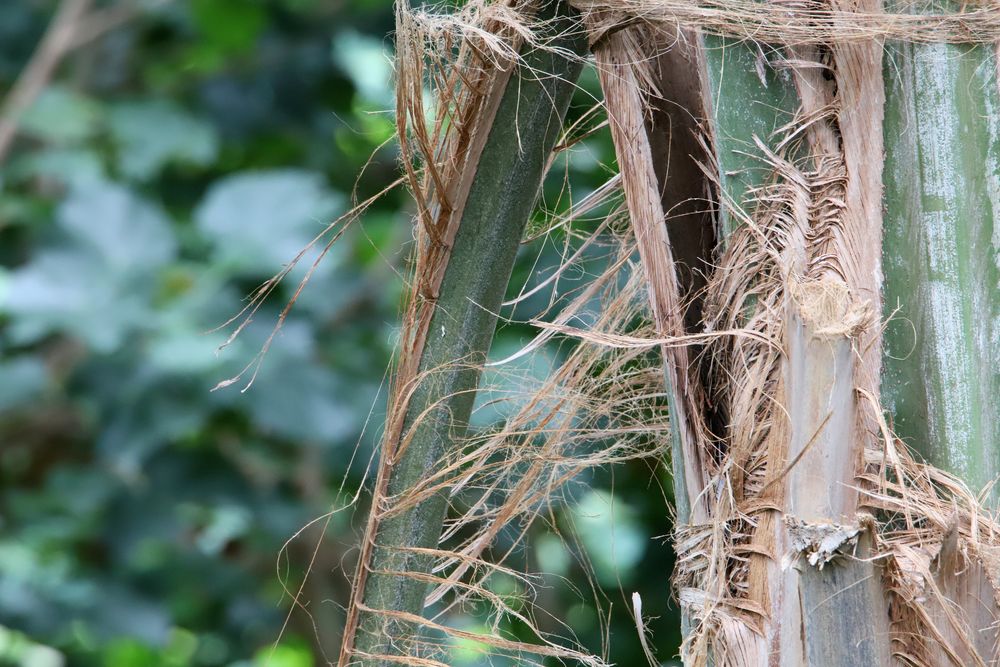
[882,13,1000,501]
[348,3,586,664]
[880,11,1000,659]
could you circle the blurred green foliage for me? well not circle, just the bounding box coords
[0,1,680,665]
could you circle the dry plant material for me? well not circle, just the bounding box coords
[574,0,1000,46]
[571,1,1000,665]
[281,0,1000,664]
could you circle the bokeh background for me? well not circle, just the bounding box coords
[0,1,682,665]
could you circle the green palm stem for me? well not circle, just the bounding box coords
[345,2,587,665]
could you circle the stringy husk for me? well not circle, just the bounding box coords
[677,161,1000,665]
[586,4,1000,664]
[336,1,678,664]
[574,0,1000,46]
[330,0,1000,665]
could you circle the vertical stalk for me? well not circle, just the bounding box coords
[882,4,1000,502]
[881,2,1000,661]
[645,33,802,656]
[690,36,802,663]
[346,3,587,664]
[693,19,892,665]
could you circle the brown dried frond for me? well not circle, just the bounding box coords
[570,0,1000,47]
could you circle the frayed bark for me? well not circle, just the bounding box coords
[588,17,713,527]
[578,2,1000,665]
[341,2,588,664]
[331,1,1000,665]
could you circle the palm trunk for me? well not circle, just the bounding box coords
[882,9,1000,503]
[585,2,1000,665]
[346,1,1000,664]
[880,4,1000,661]
[341,2,586,664]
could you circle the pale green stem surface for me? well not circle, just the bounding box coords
[882,19,1000,501]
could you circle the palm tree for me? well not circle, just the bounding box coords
[338,1,1000,665]
[602,2,1000,663]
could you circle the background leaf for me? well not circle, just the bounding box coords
[109,100,219,181]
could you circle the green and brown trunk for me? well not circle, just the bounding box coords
[343,2,587,664]
[344,1,1000,665]
[635,3,1000,665]
[669,27,894,664]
